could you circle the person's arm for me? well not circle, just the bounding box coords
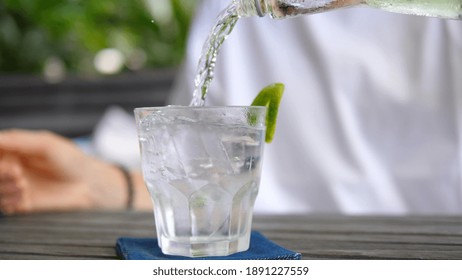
[0,129,151,215]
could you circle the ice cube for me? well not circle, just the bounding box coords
[140,125,187,181]
[199,127,236,175]
[189,183,232,237]
[221,134,261,173]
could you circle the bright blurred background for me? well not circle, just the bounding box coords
[0,0,199,141]
[0,0,198,79]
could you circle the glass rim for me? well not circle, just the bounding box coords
[134,105,267,112]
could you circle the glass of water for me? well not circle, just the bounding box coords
[134,106,267,257]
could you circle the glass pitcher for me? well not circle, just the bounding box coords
[236,0,462,20]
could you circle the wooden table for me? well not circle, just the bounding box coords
[1,211,461,259]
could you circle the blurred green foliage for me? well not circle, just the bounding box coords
[0,0,197,75]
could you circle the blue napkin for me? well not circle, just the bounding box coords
[116,231,301,260]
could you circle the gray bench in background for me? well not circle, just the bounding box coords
[0,70,175,137]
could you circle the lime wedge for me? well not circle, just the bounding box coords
[251,83,284,143]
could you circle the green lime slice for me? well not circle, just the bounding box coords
[251,83,284,143]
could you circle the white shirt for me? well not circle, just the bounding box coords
[170,2,462,215]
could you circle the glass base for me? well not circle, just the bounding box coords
[158,233,251,257]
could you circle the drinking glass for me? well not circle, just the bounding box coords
[134,106,266,257]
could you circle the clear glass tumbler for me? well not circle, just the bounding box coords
[135,106,267,257]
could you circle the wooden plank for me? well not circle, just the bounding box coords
[1,211,462,260]
[253,215,462,235]
[0,211,154,259]
[0,243,117,259]
[253,215,462,259]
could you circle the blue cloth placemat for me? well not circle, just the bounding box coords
[116,231,301,260]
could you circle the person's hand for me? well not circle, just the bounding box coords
[0,129,132,215]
